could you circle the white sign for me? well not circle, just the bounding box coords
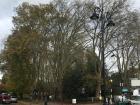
[72,99,76,104]
[131,80,140,86]
[133,89,140,96]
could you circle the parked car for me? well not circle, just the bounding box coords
[114,95,128,102]
[130,95,140,105]
[0,93,11,104]
[114,95,131,105]
[9,92,18,103]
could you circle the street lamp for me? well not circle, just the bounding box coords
[90,1,115,105]
[109,79,113,104]
[109,79,113,83]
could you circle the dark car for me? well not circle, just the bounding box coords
[0,93,11,104]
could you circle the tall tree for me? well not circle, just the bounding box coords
[84,0,129,97]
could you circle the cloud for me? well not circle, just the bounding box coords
[0,0,19,51]
[132,0,140,10]
[0,0,19,19]
[0,0,51,50]
[17,0,51,6]
[0,18,13,34]
[0,17,13,50]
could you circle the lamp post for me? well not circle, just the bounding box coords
[109,79,113,104]
[90,0,115,104]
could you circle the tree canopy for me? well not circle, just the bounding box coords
[0,0,140,100]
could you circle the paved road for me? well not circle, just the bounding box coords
[0,103,17,105]
[47,103,101,105]
[17,101,102,105]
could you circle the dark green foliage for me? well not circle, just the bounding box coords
[63,68,84,99]
[62,50,100,99]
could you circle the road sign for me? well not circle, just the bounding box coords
[131,79,140,86]
[122,88,128,93]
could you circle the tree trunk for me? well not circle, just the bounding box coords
[96,81,100,98]
[58,87,63,101]
[96,73,101,99]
